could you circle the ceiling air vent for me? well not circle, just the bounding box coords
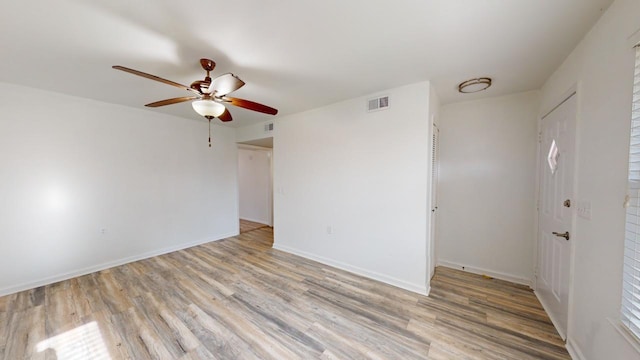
[264,123,274,133]
[367,95,389,112]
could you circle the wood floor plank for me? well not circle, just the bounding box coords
[320,266,422,304]
[125,305,178,359]
[44,283,81,336]
[0,293,10,313]
[93,270,134,315]
[143,291,202,353]
[0,227,570,359]
[239,219,268,233]
[111,310,156,359]
[301,291,430,359]
[485,309,564,347]
[0,311,6,357]
[178,345,218,360]
[4,305,46,360]
[183,303,260,359]
[198,297,305,360]
[227,291,324,358]
[407,318,503,360]
[91,309,137,359]
[307,322,386,360]
[75,274,108,315]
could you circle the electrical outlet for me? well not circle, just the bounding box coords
[326,226,333,235]
[100,228,108,235]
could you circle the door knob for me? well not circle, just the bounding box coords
[552,231,570,240]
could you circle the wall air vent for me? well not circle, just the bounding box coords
[264,123,274,133]
[367,95,390,112]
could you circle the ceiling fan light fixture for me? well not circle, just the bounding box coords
[458,77,492,93]
[192,99,225,118]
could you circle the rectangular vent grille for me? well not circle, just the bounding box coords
[264,123,274,132]
[367,96,390,112]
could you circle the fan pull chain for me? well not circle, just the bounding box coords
[208,118,212,147]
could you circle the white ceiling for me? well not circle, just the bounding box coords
[0,0,613,128]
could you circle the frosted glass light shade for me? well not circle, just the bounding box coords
[192,100,225,117]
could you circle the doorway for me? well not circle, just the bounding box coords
[237,140,273,233]
[535,93,577,340]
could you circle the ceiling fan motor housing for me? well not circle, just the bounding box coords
[190,78,211,93]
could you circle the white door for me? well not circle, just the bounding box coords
[536,94,576,340]
[429,122,439,279]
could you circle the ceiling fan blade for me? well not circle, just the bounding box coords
[145,96,198,107]
[224,97,278,115]
[208,73,245,96]
[112,65,200,94]
[218,108,233,122]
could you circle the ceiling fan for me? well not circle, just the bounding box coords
[112,58,278,146]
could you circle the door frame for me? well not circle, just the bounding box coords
[237,144,274,227]
[429,118,439,280]
[533,84,580,341]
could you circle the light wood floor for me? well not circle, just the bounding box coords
[0,227,570,359]
[239,219,269,234]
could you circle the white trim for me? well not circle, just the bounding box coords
[436,260,531,286]
[566,338,587,360]
[273,244,430,296]
[428,119,439,281]
[609,318,640,355]
[233,146,241,236]
[0,231,238,297]
[565,84,582,347]
[534,290,567,340]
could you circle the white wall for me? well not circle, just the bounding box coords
[238,147,272,225]
[0,82,239,296]
[273,81,432,294]
[437,91,540,285]
[540,0,640,358]
[236,120,274,143]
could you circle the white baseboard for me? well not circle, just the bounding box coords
[0,231,238,297]
[437,259,532,286]
[273,244,429,296]
[566,338,586,360]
